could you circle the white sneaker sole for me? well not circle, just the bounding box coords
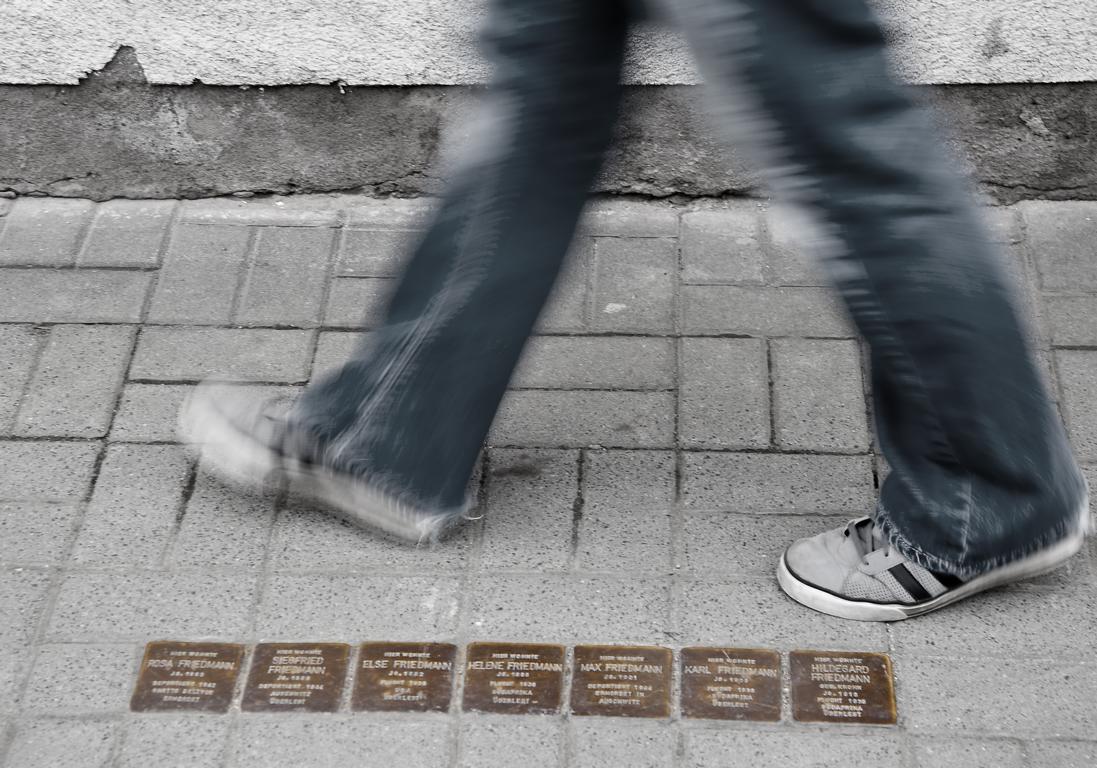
[777,500,1091,622]
[178,385,460,544]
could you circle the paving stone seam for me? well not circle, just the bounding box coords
[486,444,873,457]
[0,263,161,273]
[309,228,354,381]
[5,325,49,436]
[450,453,492,767]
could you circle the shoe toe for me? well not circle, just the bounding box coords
[783,533,849,593]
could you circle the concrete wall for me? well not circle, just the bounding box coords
[3,0,1096,86]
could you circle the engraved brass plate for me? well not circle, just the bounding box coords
[130,641,245,713]
[570,645,672,718]
[680,647,781,721]
[353,642,456,713]
[241,643,349,712]
[462,643,565,715]
[790,650,896,725]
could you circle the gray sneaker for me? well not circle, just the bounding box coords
[777,510,1089,621]
[177,380,467,544]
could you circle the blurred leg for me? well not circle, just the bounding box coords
[663,0,1085,576]
[291,0,633,514]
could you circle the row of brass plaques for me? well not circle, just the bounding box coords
[131,641,896,724]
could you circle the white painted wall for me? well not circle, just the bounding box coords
[2,0,1095,86]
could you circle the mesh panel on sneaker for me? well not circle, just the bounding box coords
[905,560,951,598]
[877,569,917,603]
[841,572,895,602]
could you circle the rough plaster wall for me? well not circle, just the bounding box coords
[1,0,1095,86]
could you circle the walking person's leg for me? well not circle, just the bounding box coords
[659,0,1088,619]
[180,0,634,541]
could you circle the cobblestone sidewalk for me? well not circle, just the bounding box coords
[0,194,1095,768]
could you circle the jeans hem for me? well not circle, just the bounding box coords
[874,500,1087,580]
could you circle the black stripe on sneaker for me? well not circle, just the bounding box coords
[888,564,932,602]
[929,570,965,590]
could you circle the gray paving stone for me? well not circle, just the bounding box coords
[179,197,342,227]
[254,574,461,641]
[683,731,905,768]
[1044,296,1097,346]
[568,720,676,768]
[130,327,313,382]
[0,570,51,643]
[117,717,230,768]
[22,644,137,714]
[910,737,1023,768]
[771,338,869,452]
[491,391,675,448]
[681,285,854,337]
[898,656,1097,738]
[5,719,118,768]
[336,227,417,276]
[0,326,42,432]
[109,383,193,442]
[0,441,99,501]
[235,226,335,326]
[681,452,875,513]
[680,206,765,285]
[270,498,473,572]
[167,464,277,569]
[1023,201,1097,291]
[0,644,30,712]
[1025,740,1097,768]
[0,503,78,567]
[538,237,592,333]
[460,717,563,768]
[310,331,363,379]
[233,718,450,768]
[342,197,436,229]
[147,224,250,324]
[576,450,674,573]
[764,203,830,286]
[48,570,257,642]
[0,269,152,323]
[590,238,675,332]
[465,574,671,644]
[71,444,191,567]
[891,587,1097,658]
[0,198,94,266]
[981,206,1023,245]
[680,512,846,578]
[513,336,675,390]
[679,337,769,450]
[582,200,679,238]
[78,199,175,268]
[323,277,393,328]
[1055,351,1097,460]
[480,449,578,572]
[14,325,135,438]
[675,577,888,650]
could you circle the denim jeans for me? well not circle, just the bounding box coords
[293,0,1086,577]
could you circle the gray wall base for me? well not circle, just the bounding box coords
[2,49,1094,203]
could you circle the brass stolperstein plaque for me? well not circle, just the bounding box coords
[790,650,897,725]
[353,642,457,713]
[241,643,350,712]
[680,647,782,721]
[570,645,672,718]
[131,641,245,713]
[462,643,566,715]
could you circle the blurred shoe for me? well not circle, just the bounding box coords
[777,509,1089,621]
[178,380,465,544]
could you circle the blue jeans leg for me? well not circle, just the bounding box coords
[291,0,633,514]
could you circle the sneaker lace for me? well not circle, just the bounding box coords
[846,518,892,563]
